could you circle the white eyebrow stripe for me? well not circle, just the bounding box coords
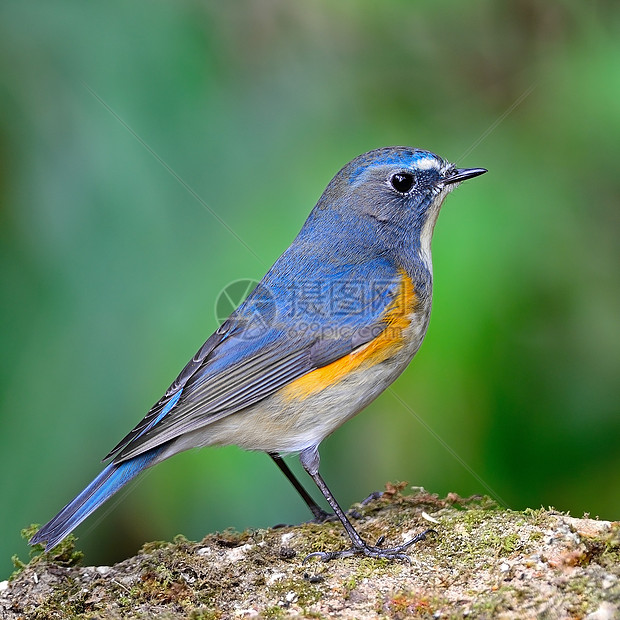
[413,156,440,171]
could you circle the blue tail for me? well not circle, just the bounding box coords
[30,447,164,551]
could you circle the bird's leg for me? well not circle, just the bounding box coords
[269,452,331,523]
[299,446,433,562]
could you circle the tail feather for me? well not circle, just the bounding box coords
[30,447,163,551]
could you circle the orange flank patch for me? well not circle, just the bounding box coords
[281,270,417,401]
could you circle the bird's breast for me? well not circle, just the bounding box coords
[175,270,432,455]
[281,269,430,402]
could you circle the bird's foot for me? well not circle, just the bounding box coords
[359,490,384,506]
[303,528,435,563]
[308,508,332,524]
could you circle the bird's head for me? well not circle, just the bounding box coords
[312,146,486,269]
[334,146,486,226]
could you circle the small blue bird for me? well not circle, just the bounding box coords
[30,147,486,561]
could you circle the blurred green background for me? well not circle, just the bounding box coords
[1,0,619,578]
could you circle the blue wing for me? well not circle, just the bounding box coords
[107,254,403,463]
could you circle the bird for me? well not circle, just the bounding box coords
[30,146,486,561]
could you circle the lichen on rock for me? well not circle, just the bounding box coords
[2,487,619,619]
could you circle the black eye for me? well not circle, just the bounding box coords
[390,172,415,194]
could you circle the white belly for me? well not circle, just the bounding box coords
[164,305,431,457]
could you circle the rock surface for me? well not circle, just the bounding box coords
[2,488,619,619]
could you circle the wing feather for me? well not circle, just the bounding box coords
[109,261,403,464]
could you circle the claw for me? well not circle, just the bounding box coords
[303,528,434,563]
[303,547,360,562]
[360,491,384,506]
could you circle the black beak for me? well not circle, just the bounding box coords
[442,167,487,186]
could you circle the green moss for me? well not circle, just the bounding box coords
[141,539,171,553]
[262,605,286,619]
[523,507,554,527]
[8,495,616,619]
[500,532,521,555]
[342,574,358,594]
[566,575,590,596]
[268,577,322,608]
[577,522,620,570]
[298,523,346,556]
[601,523,620,558]
[458,509,491,533]
[212,527,251,547]
[448,495,501,512]
[11,524,84,580]
[469,586,518,616]
[188,608,223,620]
